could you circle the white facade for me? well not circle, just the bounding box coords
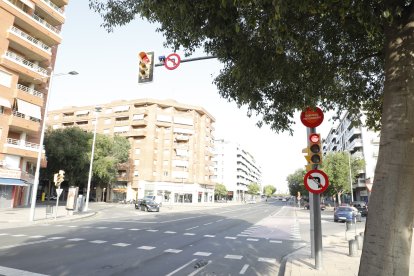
[213,139,262,201]
[322,111,380,201]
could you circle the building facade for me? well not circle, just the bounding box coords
[0,0,68,208]
[322,112,380,202]
[47,99,216,204]
[213,139,262,201]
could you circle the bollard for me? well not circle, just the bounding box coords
[346,221,353,231]
[349,240,358,256]
[355,235,363,250]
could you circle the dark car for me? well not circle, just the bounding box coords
[351,202,368,217]
[137,199,160,212]
[304,203,326,210]
[334,206,361,222]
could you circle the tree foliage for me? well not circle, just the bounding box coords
[89,1,414,275]
[214,183,227,199]
[263,185,276,197]
[287,169,308,198]
[247,182,260,195]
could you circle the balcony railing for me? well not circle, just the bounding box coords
[4,0,61,34]
[9,26,51,54]
[5,51,49,76]
[17,84,44,98]
[12,109,40,122]
[41,0,64,15]
[6,138,41,151]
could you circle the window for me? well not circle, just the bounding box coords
[0,70,12,87]
[135,148,141,154]
[134,171,139,177]
[105,108,112,114]
[163,171,168,176]
[157,114,172,122]
[133,114,145,120]
[105,119,111,124]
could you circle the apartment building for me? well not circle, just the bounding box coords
[213,139,262,201]
[322,111,380,202]
[47,99,216,204]
[0,0,68,208]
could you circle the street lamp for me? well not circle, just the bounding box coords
[84,106,102,211]
[29,70,79,222]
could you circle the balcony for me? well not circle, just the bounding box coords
[3,51,49,81]
[348,139,363,151]
[9,110,40,133]
[15,84,44,106]
[0,167,34,184]
[4,138,42,159]
[8,26,52,61]
[33,0,65,25]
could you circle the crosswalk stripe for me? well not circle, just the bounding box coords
[164,249,182,253]
[224,254,243,260]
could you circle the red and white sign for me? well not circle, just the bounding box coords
[164,53,181,70]
[304,169,329,194]
[300,107,324,128]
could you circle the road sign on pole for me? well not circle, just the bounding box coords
[300,107,324,128]
[304,169,330,194]
[164,53,181,70]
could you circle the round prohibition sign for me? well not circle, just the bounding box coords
[304,169,329,194]
[164,53,181,70]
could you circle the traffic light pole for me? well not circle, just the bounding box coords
[309,127,323,270]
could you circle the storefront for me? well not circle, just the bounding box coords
[0,178,29,208]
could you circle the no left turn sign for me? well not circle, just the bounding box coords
[304,169,329,194]
[164,53,181,70]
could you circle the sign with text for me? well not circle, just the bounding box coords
[300,107,324,128]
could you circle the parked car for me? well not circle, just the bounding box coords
[334,206,361,222]
[137,199,160,212]
[304,203,326,210]
[351,201,368,217]
[143,195,163,206]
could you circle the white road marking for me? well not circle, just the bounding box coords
[146,229,158,232]
[129,228,140,231]
[0,265,49,276]
[188,260,212,276]
[112,228,124,230]
[203,222,213,225]
[112,243,130,247]
[183,233,195,236]
[81,226,92,228]
[246,238,259,241]
[96,227,107,229]
[164,231,176,234]
[0,233,9,236]
[0,239,52,250]
[138,246,155,250]
[216,219,224,222]
[67,238,85,241]
[225,255,243,260]
[90,240,107,244]
[239,264,249,274]
[166,258,197,276]
[12,234,26,237]
[48,237,65,240]
[164,249,182,253]
[55,225,64,227]
[225,236,237,240]
[185,226,199,230]
[29,235,45,239]
[258,257,276,264]
[270,240,283,244]
[237,234,249,237]
[68,225,78,228]
[204,235,215,238]
[194,251,212,256]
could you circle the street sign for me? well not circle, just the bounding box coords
[304,169,329,194]
[300,107,324,128]
[56,188,63,197]
[164,53,181,70]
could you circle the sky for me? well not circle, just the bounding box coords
[50,1,335,193]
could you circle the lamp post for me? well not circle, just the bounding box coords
[84,106,102,211]
[347,150,354,203]
[29,71,78,222]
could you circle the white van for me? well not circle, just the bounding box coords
[144,195,163,206]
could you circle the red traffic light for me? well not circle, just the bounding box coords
[309,133,320,143]
[139,51,150,64]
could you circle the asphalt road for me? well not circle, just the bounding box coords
[0,200,365,276]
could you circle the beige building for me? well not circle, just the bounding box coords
[0,0,69,208]
[47,99,216,204]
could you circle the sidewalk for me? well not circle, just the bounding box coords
[284,208,414,276]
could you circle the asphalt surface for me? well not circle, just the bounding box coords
[0,201,305,276]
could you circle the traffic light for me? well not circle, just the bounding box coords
[53,173,58,185]
[308,133,322,166]
[138,51,154,83]
[56,170,65,186]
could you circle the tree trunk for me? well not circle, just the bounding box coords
[359,15,414,276]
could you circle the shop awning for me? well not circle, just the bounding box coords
[16,99,41,119]
[0,178,29,186]
[0,97,11,108]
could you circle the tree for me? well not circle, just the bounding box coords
[287,169,308,198]
[42,127,91,188]
[322,152,365,205]
[247,183,260,196]
[89,1,414,274]
[263,185,276,197]
[214,183,227,199]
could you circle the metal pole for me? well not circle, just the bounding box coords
[348,151,354,203]
[306,128,315,258]
[29,71,78,222]
[54,194,59,220]
[84,107,101,211]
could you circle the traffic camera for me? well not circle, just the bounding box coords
[138,51,154,83]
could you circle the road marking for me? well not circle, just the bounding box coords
[0,265,49,276]
[239,264,249,274]
[258,257,276,264]
[225,236,237,240]
[183,233,195,236]
[216,219,224,222]
[48,237,65,240]
[146,229,158,232]
[29,235,45,239]
[55,225,64,227]
[270,240,283,244]
[90,240,107,244]
[166,258,197,276]
[203,222,213,225]
[113,243,130,247]
[204,235,215,238]
[246,238,259,242]
[81,226,92,228]
[129,228,140,231]
[164,249,182,253]
[0,233,9,236]
[12,234,26,237]
[225,255,243,260]
[237,234,249,237]
[185,226,199,230]
[188,260,212,276]
[112,228,124,230]
[194,251,211,256]
[68,225,78,228]
[0,239,52,250]
[96,227,107,229]
[138,246,155,250]
[68,238,85,241]
[164,231,176,234]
